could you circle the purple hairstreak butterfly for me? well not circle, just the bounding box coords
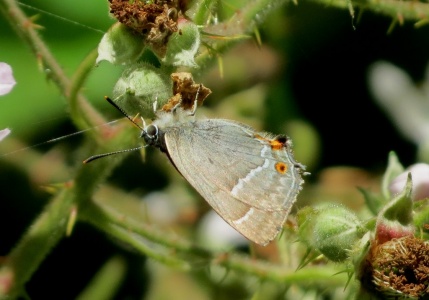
[85,96,306,246]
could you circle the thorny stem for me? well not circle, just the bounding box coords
[0,124,135,298]
[194,0,429,70]
[0,0,106,130]
[313,0,429,22]
[0,189,73,298]
[81,195,211,256]
[68,48,106,138]
[81,202,193,271]
[195,0,289,70]
[80,190,348,285]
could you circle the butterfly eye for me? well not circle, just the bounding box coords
[146,124,158,139]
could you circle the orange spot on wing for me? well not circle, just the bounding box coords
[254,134,287,150]
[270,136,287,150]
[275,162,288,174]
[270,140,284,150]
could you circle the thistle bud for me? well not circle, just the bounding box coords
[112,63,172,118]
[298,204,365,262]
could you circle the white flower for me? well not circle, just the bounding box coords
[197,211,248,250]
[0,62,16,96]
[369,62,429,144]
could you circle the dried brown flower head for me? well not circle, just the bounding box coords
[162,72,212,112]
[108,0,188,57]
[360,236,429,299]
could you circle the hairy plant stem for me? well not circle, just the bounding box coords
[0,124,135,298]
[80,188,349,285]
[316,0,429,21]
[0,0,106,130]
[194,0,429,72]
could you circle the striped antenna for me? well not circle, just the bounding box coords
[104,96,144,131]
[0,120,120,157]
[83,146,144,164]
[83,96,146,164]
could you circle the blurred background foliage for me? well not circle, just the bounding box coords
[1,0,429,299]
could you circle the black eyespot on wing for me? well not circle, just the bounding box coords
[275,136,288,144]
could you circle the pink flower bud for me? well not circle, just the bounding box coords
[0,62,16,95]
[389,163,429,201]
[0,128,11,142]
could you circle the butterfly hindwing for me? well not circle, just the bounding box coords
[161,119,304,245]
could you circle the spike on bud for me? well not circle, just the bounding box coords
[375,173,415,246]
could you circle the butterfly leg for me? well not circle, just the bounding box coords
[153,98,158,112]
[189,84,202,116]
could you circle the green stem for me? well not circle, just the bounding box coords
[80,188,348,286]
[0,189,74,299]
[0,0,70,96]
[69,48,107,132]
[195,0,287,71]
[190,0,216,25]
[81,203,191,270]
[0,124,136,298]
[218,253,348,284]
[87,195,348,284]
[81,195,210,257]
[76,256,127,300]
[195,0,429,71]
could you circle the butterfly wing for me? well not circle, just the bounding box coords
[163,119,304,245]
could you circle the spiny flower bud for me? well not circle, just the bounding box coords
[162,18,200,68]
[297,204,365,262]
[112,63,172,118]
[97,22,144,65]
